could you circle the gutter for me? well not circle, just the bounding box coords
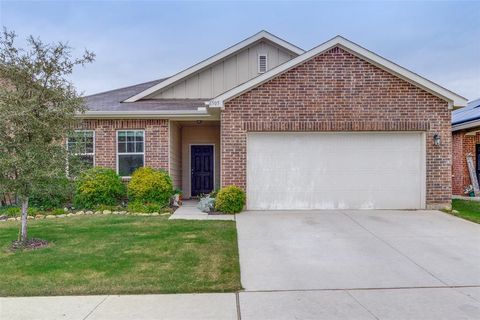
[76,108,213,119]
[452,117,480,131]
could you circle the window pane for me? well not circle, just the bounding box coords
[127,131,135,142]
[135,131,144,142]
[127,142,135,153]
[118,131,126,142]
[118,154,143,176]
[86,142,94,154]
[136,142,144,153]
[118,142,126,153]
[80,155,94,167]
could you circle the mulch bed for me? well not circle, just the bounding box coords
[10,238,49,251]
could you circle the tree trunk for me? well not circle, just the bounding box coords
[21,197,28,242]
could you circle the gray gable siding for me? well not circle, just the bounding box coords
[149,40,297,99]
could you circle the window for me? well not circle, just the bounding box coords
[67,130,95,167]
[258,54,267,73]
[117,130,144,177]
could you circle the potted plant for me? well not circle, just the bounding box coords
[172,188,183,206]
[464,185,475,197]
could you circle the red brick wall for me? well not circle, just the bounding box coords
[452,130,480,195]
[221,47,451,208]
[79,119,169,172]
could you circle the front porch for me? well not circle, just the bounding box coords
[169,120,220,199]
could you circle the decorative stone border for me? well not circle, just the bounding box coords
[0,210,171,222]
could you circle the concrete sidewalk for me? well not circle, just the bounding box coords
[169,200,235,221]
[2,287,480,319]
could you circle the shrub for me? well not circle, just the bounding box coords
[0,206,40,217]
[214,185,246,214]
[30,176,74,211]
[197,195,215,213]
[95,204,122,212]
[50,208,66,216]
[74,167,126,209]
[127,201,164,213]
[128,167,173,207]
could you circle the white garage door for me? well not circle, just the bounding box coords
[247,132,425,210]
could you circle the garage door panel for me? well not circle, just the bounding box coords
[247,132,425,210]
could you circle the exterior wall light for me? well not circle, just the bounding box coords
[433,133,441,146]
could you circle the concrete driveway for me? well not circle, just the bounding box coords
[236,209,480,319]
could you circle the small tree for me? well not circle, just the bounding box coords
[0,28,94,242]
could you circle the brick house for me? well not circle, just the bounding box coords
[77,31,466,210]
[452,98,480,195]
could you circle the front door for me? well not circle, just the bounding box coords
[191,145,214,196]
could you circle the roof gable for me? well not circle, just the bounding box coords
[124,30,305,102]
[208,36,467,109]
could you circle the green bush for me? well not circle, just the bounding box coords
[0,206,40,217]
[128,167,173,207]
[30,176,74,210]
[74,167,126,209]
[214,185,246,214]
[127,201,164,213]
[95,204,122,212]
[50,208,66,216]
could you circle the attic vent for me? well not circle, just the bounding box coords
[258,54,267,73]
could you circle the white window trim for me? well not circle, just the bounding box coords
[116,130,146,178]
[67,130,95,166]
[258,53,268,74]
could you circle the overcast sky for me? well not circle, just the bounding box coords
[0,1,479,100]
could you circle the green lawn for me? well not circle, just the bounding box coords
[451,199,480,224]
[0,215,241,296]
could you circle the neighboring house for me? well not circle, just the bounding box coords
[452,98,480,195]
[78,30,467,210]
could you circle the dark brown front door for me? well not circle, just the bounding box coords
[191,145,214,196]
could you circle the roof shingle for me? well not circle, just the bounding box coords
[83,78,207,112]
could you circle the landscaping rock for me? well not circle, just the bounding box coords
[119,211,127,215]
[27,215,35,220]
[35,214,45,219]
[160,212,171,216]
[0,215,8,221]
[151,212,159,216]
[7,217,17,221]
[45,215,56,219]
[56,214,66,218]
[113,211,120,215]
[103,210,112,215]
[86,211,93,215]
[67,213,75,217]
[77,211,85,215]
[452,210,459,214]
[94,211,101,215]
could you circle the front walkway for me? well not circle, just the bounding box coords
[169,199,234,221]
